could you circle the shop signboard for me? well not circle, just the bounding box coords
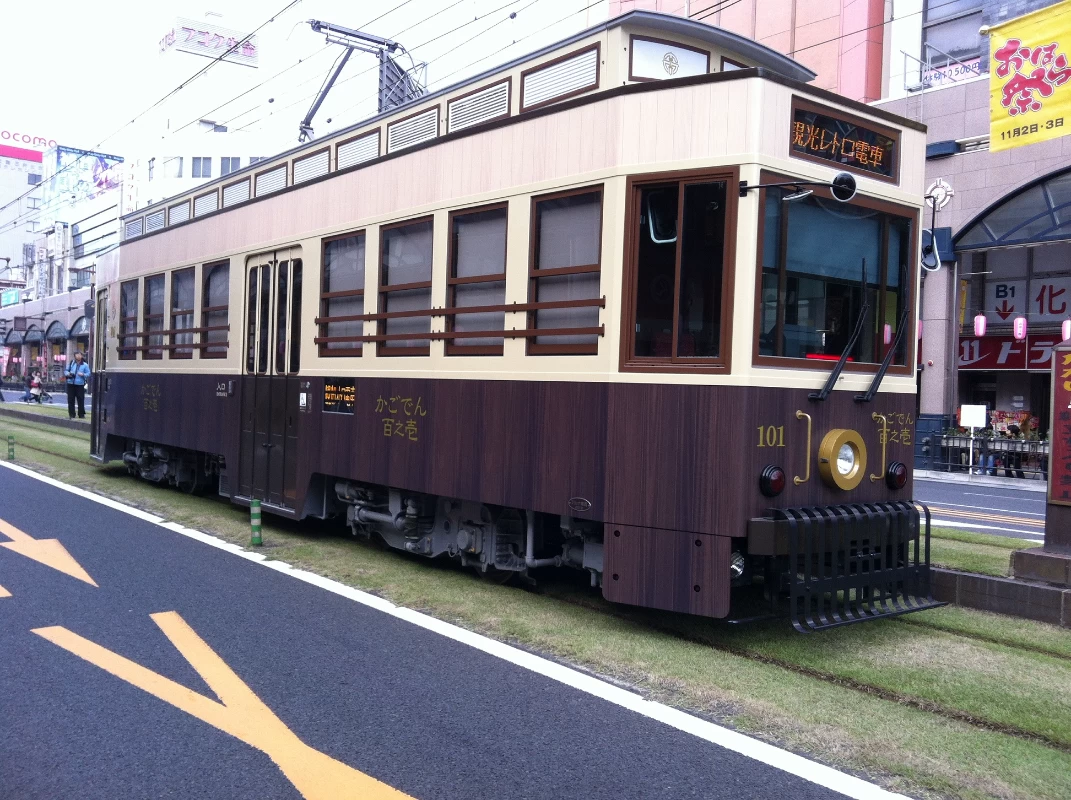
[988,0,1071,152]
[984,276,1071,322]
[958,333,1062,370]
[160,17,259,68]
[1048,341,1071,505]
[0,288,19,307]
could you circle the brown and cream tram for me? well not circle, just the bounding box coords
[93,11,939,631]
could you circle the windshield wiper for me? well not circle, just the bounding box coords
[855,306,910,403]
[809,258,869,402]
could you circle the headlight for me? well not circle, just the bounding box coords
[818,429,867,490]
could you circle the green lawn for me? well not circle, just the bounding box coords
[3,415,1070,799]
[930,527,1036,577]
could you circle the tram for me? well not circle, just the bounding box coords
[93,11,939,631]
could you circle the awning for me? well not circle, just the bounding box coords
[45,320,68,341]
[956,165,1071,250]
[23,327,43,344]
[69,316,90,337]
[3,329,23,346]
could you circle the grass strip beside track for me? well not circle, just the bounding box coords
[3,428,1070,799]
[929,527,1035,577]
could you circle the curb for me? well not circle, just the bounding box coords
[932,567,1070,628]
[0,407,90,432]
[914,469,1047,493]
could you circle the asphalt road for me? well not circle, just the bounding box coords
[0,464,880,800]
[914,478,1047,541]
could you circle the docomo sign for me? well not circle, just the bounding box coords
[959,334,1060,370]
[1,130,57,150]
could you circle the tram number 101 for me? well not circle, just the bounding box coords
[756,425,785,448]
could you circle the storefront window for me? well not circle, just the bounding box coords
[759,190,913,366]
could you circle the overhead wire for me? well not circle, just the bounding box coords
[0,0,307,236]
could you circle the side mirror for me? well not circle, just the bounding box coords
[921,229,941,272]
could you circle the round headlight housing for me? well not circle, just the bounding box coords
[817,429,867,490]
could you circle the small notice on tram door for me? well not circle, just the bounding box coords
[323,378,356,414]
[1049,343,1071,506]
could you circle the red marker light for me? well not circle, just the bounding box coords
[760,465,787,497]
[885,461,908,490]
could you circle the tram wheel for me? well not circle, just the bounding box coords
[471,565,516,585]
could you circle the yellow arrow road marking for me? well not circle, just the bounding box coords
[0,584,10,598]
[33,612,414,800]
[0,519,97,587]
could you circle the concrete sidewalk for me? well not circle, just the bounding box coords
[915,468,1048,493]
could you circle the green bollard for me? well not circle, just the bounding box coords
[6,435,13,461]
[250,499,263,546]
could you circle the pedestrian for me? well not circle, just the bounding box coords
[1003,424,1026,479]
[20,373,33,402]
[65,351,90,420]
[28,372,43,404]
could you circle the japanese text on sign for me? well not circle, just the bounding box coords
[1049,348,1071,506]
[988,3,1071,151]
[790,102,897,179]
[323,379,356,414]
[876,411,914,447]
[140,383,160,413]
[376,395,427,442]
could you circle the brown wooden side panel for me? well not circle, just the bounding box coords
[105,372,240,467]
[605,384,917,536]
[304,377,607,518]
[603,525,730,617]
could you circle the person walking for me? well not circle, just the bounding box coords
[26,372,43,404]
[65,351,90,419]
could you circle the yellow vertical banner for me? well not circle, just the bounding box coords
[989,0,1071,151]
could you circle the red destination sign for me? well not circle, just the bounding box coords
[1049,343,1071,506]
[958,334,1062,371]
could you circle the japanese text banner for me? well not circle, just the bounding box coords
[989,0,1071,152]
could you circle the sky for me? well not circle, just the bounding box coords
[1,0,614,162]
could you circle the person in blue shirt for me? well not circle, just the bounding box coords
[65,351,91,419]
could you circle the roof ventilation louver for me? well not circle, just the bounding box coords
[448,81,510,133]
[194,192,219,217]
[522,46,598,110]
[223,179,251,207]
[124,218,143,239]
[294,150,330,183]
[338,131,379,169]
[145,210,165,233]
[387,107,438,153]
[255,165,287,196]
[168,202,190,225]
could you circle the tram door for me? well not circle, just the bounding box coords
[90,288,108,460]
[238,250,303,508]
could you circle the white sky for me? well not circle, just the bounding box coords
[1,0,612,161]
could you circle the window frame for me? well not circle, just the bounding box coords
[446,202,509,356]
[118,279,139,360]
[192,156,212,179]
[527,185,605,356]
[169,266,196,359]
[377,215,435,357]
[201,261,230,359]
[921,1,984,66]
[619,167,739,374]
[142,273,166,360]
[751,169,919,376]
[318,230,367,357]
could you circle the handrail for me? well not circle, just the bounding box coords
[314,297,606,325]
[871,413,888,483]
[793,410,811,486]
[313,325,604,344]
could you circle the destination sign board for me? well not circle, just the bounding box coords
[790,98,899,182]
[323,378,356,414]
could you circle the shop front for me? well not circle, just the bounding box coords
[23,327,44,377]
[45,320,68,381]
[2,330,22,377]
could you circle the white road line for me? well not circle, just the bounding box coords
[930,518,1044,539]
[963,491,1046,504]
[0,460,905,800]
[924,501,1045,517]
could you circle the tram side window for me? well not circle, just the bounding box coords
[119,280,138,360]
[529,189,603,355]
[170,268,195,359]
[201,262,229,359]
[627,177,731,364]
[320,233,365,356]
[379,218,433,356]
[143,275,165,360]
[447,206,507,355]
[758,189,912,367]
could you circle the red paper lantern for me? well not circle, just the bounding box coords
[883,324,892,345]
[1013,316,1027,341]
[973,313,987,337]
[1063,319,1071,342]
[917,319,923,339]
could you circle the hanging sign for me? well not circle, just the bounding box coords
[789,98,899,181]
[958,333,1062,371]
[988,0,1071,152]
[1049,341,1071,505]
